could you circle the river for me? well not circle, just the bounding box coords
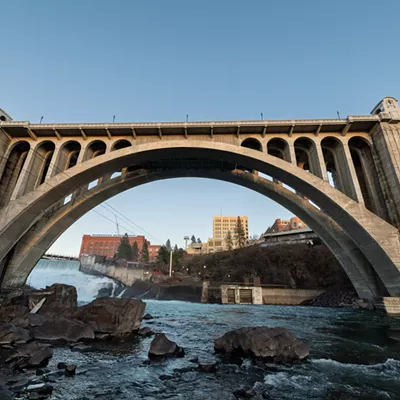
[25,259,400,399]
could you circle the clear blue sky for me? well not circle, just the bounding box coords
[2,1,400,255]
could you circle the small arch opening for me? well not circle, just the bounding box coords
[348,137,385,217]
[36,142,56,186]
[112,140,132,151]
[267,138,289,161]
[0,141,30,207]
[294,138,315,171]
[84,140,107,161]
[321,137,344,191]
[61,141,81,170]
[241,138,262,152]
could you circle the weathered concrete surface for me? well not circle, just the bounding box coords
[261,288,324,305]
[0,98,400,305]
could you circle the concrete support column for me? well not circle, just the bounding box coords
[201,281,209,303]
[341,143,365,204]
[76,144,88,164]
[307,144,328,181]
[0,134,12,179]
[314,144,329,181]
[10,149,36,200]
[45,145,63,181]
[371,123,400,229]
[288,145,296,165]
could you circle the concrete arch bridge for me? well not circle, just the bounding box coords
[0,97,400,312]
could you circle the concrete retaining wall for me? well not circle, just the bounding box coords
[262,288,324,305]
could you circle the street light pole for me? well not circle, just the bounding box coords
[169,250,173,277]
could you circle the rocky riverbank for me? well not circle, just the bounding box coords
[0,283,146,399]
[0,283,314,399]
[303,289,373,309]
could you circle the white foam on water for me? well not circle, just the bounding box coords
[27,259,119,303]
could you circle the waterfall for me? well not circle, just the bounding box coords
[27,259,119,304]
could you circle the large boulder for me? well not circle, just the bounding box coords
[75,297,145,335]
[214,327,309,364]
[31,317,95,343]
[0,305,29,324]
[0,324,32,345]
[148,333,185,358]
[7,341,53,369]
[31,284,77,317]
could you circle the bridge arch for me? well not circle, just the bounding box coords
[0,140,399,296]
[0,168,383,300]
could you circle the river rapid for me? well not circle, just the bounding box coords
[25,260,400,399]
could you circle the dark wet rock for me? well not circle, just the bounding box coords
[8,342,53,369]
[26,383,53,395]
[64,364,77,376]
[0,323,32,345]
[36,368,48,376]
[159,374,174,381]
[138,327,154,337]
[57,362,67,370]
[10,377,29,391]
[197,363,217,373]
[0,387,13,399]
[303,289,369,309]
[189,356,199,363]
[32,284,77,317]
[75,297,145,334]
[261,391,270,399]
[173,366,195,374]
[71,344,92,352]
[27,346,53,368]
[388,328,400,341]
[31,317,95,343]
[0,305,29,323]
[95,333,111,340]
[42,370,63,383]
[7,374,27,385]
[214,327,309,364]
[233,387,256,399]
[148,333,185,359]
[143,313,153,320]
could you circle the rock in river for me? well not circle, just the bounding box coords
[0,323,32,345]
[7,341,53,369]
[75,297,145,335]
[148,333,185,358]
[31,317,94,343]
[214,327,309,364]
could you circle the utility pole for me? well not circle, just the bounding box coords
[115,216,120,236]
[169,250,173,277]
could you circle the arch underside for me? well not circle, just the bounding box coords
[0,141,399,299]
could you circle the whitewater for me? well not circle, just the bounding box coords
[27,259,120,303]
[25,259,400,399]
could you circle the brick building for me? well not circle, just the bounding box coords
[79,234,160,260]
[265,217,306,234]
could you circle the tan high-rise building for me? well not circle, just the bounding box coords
[213,216,249,241]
